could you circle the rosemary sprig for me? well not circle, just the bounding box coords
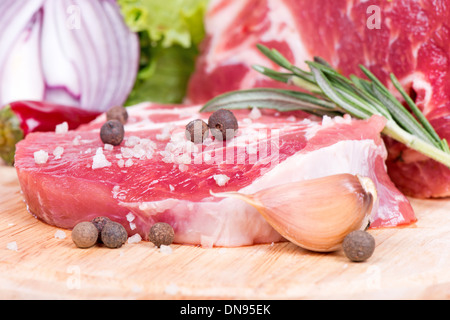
[201,44,450,168]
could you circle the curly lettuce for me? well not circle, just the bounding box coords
[118,0,209,105]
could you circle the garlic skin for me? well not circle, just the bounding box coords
[211,174,377,252]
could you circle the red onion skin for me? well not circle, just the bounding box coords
[0,0,139,113]
[9,100,101,135]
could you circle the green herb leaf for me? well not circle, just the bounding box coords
[201,43,450,168]
[200,88,340,117]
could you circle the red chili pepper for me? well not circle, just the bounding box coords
[0,100,101,165]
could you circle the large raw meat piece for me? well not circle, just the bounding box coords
[14,102,415,247]
[187,0,450,198]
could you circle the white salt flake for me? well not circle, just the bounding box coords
[129,222,136,230]
[7,241,18,251]
[286,115,297,122]
[249,107,262,120]
[125,136,141,147]
[54,230,66,239]
[104,143,114,151]
[213,174,230,186]
[322,115,333,126]
[72,135,82,145]
[202,137,213,146]
[121,147,134,159]
[125,158,134,167]
[156,125,175,141]
[55,121,69,134]
[92,148,112,169]
[203,152,212,163]
[34,150,49,164]
[127,233,142,244]
[117,159,125,168]
[126,212,135,222]
[159,245,173,254]
[53,146,64,160]
[112,186,121,199]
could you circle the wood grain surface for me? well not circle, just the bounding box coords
[1,166,449,300]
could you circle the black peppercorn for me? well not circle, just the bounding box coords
[208,109,239,141]
[91,216,111,243]
[100,120,124,146]
[185,119,209,144]
[101,221,128,248]
[149,222,175,247]
[106,106,128,125]
[71,221,99,248]
[342,230,375,262]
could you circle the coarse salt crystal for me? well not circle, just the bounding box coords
[202,137,213,146]
[121,147,134,158]
[126,212,135,222]
[92,148,112,169]
[55,121,69,134]
[34,150,49,164]
[286,115,297,122]
[53,146,64,159]
[213,174,230,186]
[117,159,125,168]
[322,115,333,126]
[104,143,114,151]
[125,136,141,147]
[7,241,18,251]
[72,135,82,145]
[159,245,173,254]
[129,222,136,230]
[112,185,121,199]
[249,107,262,120]
[54,230,66,239]
[156,125,175,141]
[125,158,134,167]
[203,152,212,163]
[127,233,142,244]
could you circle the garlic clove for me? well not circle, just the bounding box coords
[211,173,377,252]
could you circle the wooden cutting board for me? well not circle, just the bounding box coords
[1,165,449,300]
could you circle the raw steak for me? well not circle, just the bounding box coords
[14,102,415,247]
[186,0,450,199]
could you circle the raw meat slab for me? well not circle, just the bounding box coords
[14,102,415,247]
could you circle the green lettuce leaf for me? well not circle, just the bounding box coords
[118,0,209,105]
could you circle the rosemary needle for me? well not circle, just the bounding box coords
[201,44,450,168]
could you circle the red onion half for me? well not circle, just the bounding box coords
[0,0,139,113]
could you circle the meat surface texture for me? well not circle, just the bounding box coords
[187,0,450,199]
[15,103,415,247]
